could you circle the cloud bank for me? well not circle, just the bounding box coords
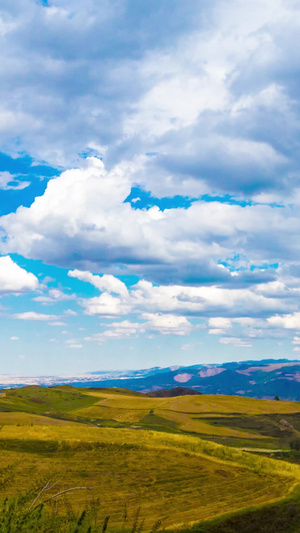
[1,1,300,368]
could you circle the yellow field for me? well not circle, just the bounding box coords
[0,411,86,427]
[74,390,300,441]
[0,424,299,528]
[1,386,300,529]
[83,389,300,414]
[2,386,300,444]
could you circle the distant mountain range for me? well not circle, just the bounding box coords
[2,359,300,400]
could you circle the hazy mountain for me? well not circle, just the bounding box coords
[2,360,300,400]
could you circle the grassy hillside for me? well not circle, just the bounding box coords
[1,386,300,530]
[171,486,300,533]
[73,388,300,448]
[0,386,96,416]
[1,385,300,448]
[0,425,299,529]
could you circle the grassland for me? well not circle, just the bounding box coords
[2,385,300,446]
[171,485,300,533]
[0,425,299,528]
[1,385,300,531]
[73,388,300,448]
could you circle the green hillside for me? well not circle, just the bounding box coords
[0,386,96,415]
[2,385,300,448]
[1,386,300,531]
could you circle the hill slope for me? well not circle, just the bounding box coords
[2,385,300,449]
[1,386,300,530]
[0,424,299,528]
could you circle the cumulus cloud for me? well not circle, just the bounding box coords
[2,156,300,346]
[268,313,300,329]
[68,270,128,298]
[85,321,143,343]
[67,268,300,342]
[64,309,77,316]
[2,1,300,354]
[0,0,299,201]
[142,313,192,336]
[208,317,232,335]
[0,0,209,166]
[2,157,300,290]
[0,256,38,293]
[85,313,192,344]
[74,272,290,319]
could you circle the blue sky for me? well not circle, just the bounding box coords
[1,0,300,375]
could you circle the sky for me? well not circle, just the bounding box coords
[1,0,300,375]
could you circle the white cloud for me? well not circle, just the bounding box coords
[208,317,232,329]
[10,336,19,341]
[208,317,232,335]
[68,270,128,298]
[2,1,300,356]
[14,312,59,321]
[209,328,226,335]
[79,279,285,318]
[0,256,38,293]
[33,288,75,304]
[0,0,298,207]
[132,280,286,316]
[268,313,300,329]
[82,293,131,317]
[2,157,300,294]
[85,320,142,343]
[65,338,83,349]
[219,337,252,348]
[68,344,83,349]
[142,313,192,336]
[0,155,300,314]
[85,313,193,344]
[0,172,30,190]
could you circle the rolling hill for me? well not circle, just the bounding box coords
[1,385,300,531]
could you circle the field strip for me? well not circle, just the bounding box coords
[1,425,300,481]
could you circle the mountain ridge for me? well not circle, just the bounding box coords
[2,359,300,400]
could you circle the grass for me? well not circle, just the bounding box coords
[72,389,300,447]
[0,425,299,528]
[0,386,97,416]
[1,386,300,530]
[171,485,300,533]
[2,386,300,447]
[0,412,86,427]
